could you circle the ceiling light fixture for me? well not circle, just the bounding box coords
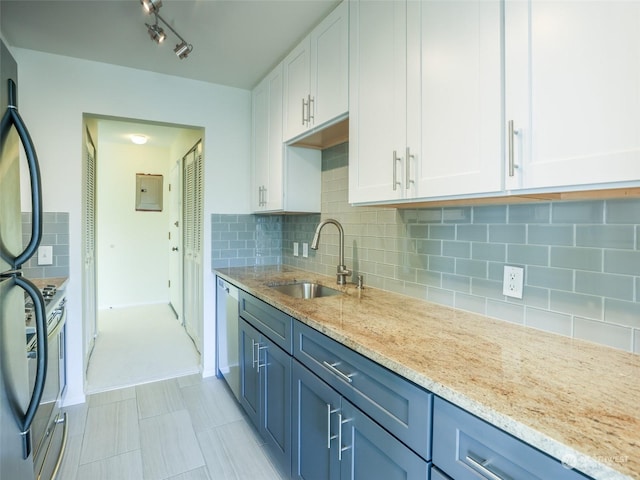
[145,17,166,44]
[140,0,193,60]
[130,134,148,145]
[141,0,162,14]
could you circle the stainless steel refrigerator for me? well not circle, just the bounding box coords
[0,39,46,480]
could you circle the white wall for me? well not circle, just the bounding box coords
[12,47,252,405]
[96,139,171,308]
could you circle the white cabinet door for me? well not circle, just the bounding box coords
[506,1,640,191]
[252,64,284,212]
[413,0,502,199]
[282,39,311,142]
[284,1,349,144]
[349,0,408,204]
[310,0,349,129]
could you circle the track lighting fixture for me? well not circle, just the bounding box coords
[140,0,193,59]
[145,17,166,44]
[141,0,162,14]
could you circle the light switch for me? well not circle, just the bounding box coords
[38,245,53,266]
[302,243,309,258]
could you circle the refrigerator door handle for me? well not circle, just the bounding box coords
[0,79,43,268]
[14,274,47,458]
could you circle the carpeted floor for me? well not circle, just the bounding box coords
[86,303,201,394]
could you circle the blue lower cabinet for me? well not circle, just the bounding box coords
[293,360,341,480]
[293,360,429,480]
[432,397,591,480]
[239,318,292,478]
[430,466,452,480]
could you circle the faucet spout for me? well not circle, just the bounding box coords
[310,218,351,285]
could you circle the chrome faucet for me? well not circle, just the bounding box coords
[310,218,351,285]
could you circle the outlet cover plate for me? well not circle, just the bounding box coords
[293,242,299,257]
[503,265,524,299]
[38,245,53,266]
[302,243,309,258]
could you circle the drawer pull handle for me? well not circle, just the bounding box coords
[323,361,354,384]
[465,454,509,480]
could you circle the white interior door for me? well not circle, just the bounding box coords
[182,141,203,352]
[82,128,98,374]
[169,159,183,323]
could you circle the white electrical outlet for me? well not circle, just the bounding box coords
[302,243,309,258]
[503,265,524,299]
[293,242,299,257]
[37,245,53,266]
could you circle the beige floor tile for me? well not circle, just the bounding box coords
[79,398,140,465]
[136,378,185,419]
[195,427,239,479]
[88,386,137,407]
[76,450,143,480]
[177,373,203,388]
[181,377,245,432]
[63,403,89,437]
[216,420,284,479]
[140,409,205,480]
[167,466,212,480]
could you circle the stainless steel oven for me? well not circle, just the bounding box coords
[27,296,67,480]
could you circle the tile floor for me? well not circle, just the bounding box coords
[59,374,287,480]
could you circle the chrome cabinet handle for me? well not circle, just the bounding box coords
[322,361,354,384]
[308,94,314,125]
[406,147,414,189]
[326,404,339,449]
[338,413,352,461]
[256,344,268,372]
[507,120,519,177]
[302,97,310,126]
[466,454,507,480]
[251,339,258,368]
[392,151,402,191]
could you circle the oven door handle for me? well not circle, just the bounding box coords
[15,275,48,459]
[0,78,43,268]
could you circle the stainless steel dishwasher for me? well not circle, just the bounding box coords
[216,277,240,401]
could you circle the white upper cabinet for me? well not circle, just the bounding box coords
[415,0,502,199]
[252,63,321,214]
[252,65,284,212]
[505,1,640,192]
[283,1,348,143]
[349,0,409,204]
[349,0,502,205]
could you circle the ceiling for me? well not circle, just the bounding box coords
[2,0,340,146]
[0,0,341,91]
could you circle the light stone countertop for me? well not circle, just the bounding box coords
[215,266,640,480]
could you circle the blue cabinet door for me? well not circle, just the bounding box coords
[239,319,261,429]
[261,334,292,478]
[340,399,429,480]
[293,360,341,480]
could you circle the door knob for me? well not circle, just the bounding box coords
[172,247,179,251]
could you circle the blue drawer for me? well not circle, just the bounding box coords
[294,320,432,461]
[239,291,293,354]
[433,397,592,480]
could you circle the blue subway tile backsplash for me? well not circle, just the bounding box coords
[21,212,70,279]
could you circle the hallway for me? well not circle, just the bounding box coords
[86,303,200,394]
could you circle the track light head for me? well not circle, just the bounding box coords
[146,22,166,44]
[141,0,162,14]
[174,41,193,59]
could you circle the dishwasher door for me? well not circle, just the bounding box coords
[216,277,240,401]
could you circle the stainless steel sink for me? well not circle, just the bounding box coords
[268,281,342,299]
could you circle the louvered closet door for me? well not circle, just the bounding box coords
[83,130,98,369]
[182,141,203,351]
